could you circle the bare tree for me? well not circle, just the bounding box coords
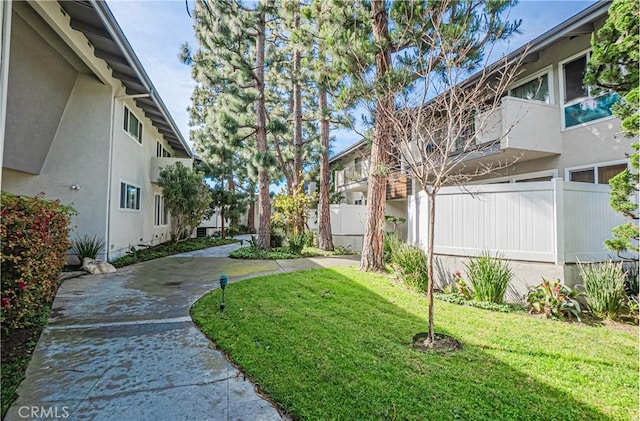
[384,4,530,344]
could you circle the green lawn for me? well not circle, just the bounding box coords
[192,266,638,421]
[229,245,355,260]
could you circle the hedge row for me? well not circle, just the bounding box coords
[1,192,75,331]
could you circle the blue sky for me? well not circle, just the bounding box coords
[107,0,597,156]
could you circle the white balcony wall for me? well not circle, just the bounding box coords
[476,97,562,155]
[150,157,194,184]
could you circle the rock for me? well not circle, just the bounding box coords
[82,257,116,275]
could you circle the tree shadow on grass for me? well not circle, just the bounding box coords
[192,267,634,421]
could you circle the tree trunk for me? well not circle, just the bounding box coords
[360,0,391,272]
[247,186,256,232]
[220,207,226,239]
[228,175,239,227]
[291,4,304,235]
[256,11,271,250]
[317,75,334,251]
[426,191,436,343]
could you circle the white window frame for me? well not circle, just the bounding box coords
[558,49,616,131]
[508,66,554,104]
[154,194,169,226]
[123,105,143,144]
[156,141,172,158]
[470,169,558,185]
[565,159,629,184]
[119,181,141,211]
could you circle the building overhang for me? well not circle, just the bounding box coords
[57,0,192,157]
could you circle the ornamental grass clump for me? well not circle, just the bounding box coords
[383,232,403,264]
[465,251,513,304]
[392,244,428,292]
[579,260,627,320]
[71,234,105,261]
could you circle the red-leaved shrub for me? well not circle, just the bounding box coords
[1,192,75,331]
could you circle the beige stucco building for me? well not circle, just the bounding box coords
[328,1,634,291]
[0,0,193,261]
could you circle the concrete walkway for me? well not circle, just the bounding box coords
[6,240,359,421]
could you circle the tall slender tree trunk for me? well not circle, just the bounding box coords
[426,191,436,343]
[360,0,391,272]
[221,207,226,239]
[291,4,305,235]
[228,175,239,226]
[248,186,256,232]
[317,76,334,251]
[256,11,271,250]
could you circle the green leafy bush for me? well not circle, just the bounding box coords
[1,192,75,331]
[392,244,428,292]
[383,232,403,264]
[71,234,105,261]
[270,226,285,248]
[435,293,525,313]
[287,233,306,255]
[579,260,627,320]
[229,246,299,260]
[465,252,513,304]
[442,272,474,300]
[526,278,583,322]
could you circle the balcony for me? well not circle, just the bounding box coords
[386,171,412,200]
[334,160,369,193]
[150,157,193,184]
[466,96,562,161]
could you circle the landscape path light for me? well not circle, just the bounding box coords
[219,274,228,311]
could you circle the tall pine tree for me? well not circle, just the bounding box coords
[182,0,277,249]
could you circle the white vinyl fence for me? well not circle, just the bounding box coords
[407,180,628,264]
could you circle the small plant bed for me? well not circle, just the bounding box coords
[192,267,638,421]
[434,292,527,313]
[110,237,238,267]
[229,246,354,260]
[1,308,50,417]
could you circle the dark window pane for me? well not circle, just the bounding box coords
[120,182,126,208]
[564,55,588,103]
[511,74,549,103]
[598,164,627,184]
[570,168,595,183]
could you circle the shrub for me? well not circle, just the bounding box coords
[579,260,627,320]
[229,246,298,260]
[442,272,474,300]
[383,232,403,264]
[392,244,428,292]
[526,278,583,322]
[623,262,639,297]
[287,233,306,255]
[71,234,105,261]
[1,192,75,331]
[270,226,285,248]
[435,293,525,313]
[465,251,513,304]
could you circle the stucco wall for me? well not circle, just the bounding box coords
[2,73,113,260]
[486,17,629,181]
[107,97,177,259]
[3,10,77,175]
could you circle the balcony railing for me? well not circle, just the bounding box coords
[335,160,369,191]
